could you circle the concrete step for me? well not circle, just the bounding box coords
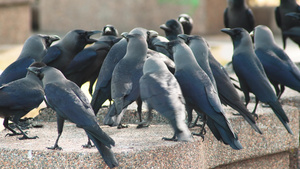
[0,101,298,168]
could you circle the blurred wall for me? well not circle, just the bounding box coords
[38,0,228,36]
[0,0,31,44]
[38,0,281,36]
[0,0,282,45]
[252,6,281,34]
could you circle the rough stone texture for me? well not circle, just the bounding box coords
[0,0,32,44]
[0,102,298,168]
[215,151,290,169]
[280,91,300,169]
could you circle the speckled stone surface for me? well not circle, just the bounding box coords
[0,86,298,168]
[214,151,290,169]
[0,102,298,168]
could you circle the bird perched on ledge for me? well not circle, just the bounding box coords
[28,62,118,168]
[254,25,300,99]
[139,57,192,142]
[0,62,44,140]
[64,25,119,95]
[108,32,148,128]
[179,34,262,135]
[155,39,243,150]
[42,29,101,73]
[0,34,59,87]
[222,27,293,135]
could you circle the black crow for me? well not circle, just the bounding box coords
[106,32,148,128]
[160,19,184,41]
[275,0,300,48]
[42,29,101,72]
[139,57,192,142]
[221,27,293,134]
[64,25,119,95]
[179,34,262,134]
[0,62,45,139]
[0,34,59,86]
[224,0,255,33]
[254,25,300,98]
[178,13,193,35]
[28,62,119,168]
[155,40,243,150]
[91,28,147,117]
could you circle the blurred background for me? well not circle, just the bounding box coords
[1,0,300,45]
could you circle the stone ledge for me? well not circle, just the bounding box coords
[0,104,298,168]
[215,151,291,169]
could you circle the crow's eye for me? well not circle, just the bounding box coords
[234,29,241,34]
[78,32,86,37]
